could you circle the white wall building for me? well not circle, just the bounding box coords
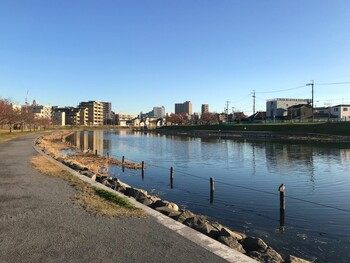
[330,105,350,121]
[266,98,310,119]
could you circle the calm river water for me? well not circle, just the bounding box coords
[67,130,350,262]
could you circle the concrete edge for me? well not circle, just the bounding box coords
[32,141,257,263]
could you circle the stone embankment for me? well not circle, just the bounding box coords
[36,134,311,263]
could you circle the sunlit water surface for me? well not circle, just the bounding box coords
[67,130,350,262]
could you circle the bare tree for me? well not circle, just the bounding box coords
[199,112,219,125]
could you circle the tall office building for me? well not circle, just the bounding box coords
[102,102,113,124]
[175,101,192,115]
[152,106,166,118]
[201,104,209,114]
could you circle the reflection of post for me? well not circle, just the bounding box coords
[141,161,145,181]
[76,132,81,150]
[210,177,214,204]
[279,183,286,233]
[210,191,214,204]
[170,167,174,189]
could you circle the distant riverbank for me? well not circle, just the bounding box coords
[154,122,350,142]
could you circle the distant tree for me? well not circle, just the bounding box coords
[5,108,21,133]
[0,99,13,125]
[199,112,219,125]
[166,113,191,125]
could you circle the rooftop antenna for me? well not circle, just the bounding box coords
[252,90,256,115]
[25,90,29,105]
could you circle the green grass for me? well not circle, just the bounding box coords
[94,188,136,209]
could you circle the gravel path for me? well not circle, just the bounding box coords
[0,134,230,263]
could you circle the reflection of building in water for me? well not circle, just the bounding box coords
[339,149,350,165]
[73,130,105,155]
[265,143,314,169]
[93,131,104,155]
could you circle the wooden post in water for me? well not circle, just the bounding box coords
[122,156,125,164]
[279,183,286,233]
[170,167,174,189]
[279,183,286,211]
[210,177,214,203]
[141,161,145,170]
[95,149,98,156]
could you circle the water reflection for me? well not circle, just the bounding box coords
[67,130,111,156]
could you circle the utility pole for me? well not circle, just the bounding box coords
[252,90,256,115]
[225,100,230,123]
[306,80,314,122]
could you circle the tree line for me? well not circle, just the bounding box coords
[0,98,51,132]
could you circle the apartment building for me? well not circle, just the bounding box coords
[79,101,104,126]
[30,105,52,120]
[175,101,192,115]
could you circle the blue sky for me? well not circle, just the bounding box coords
[1,0,349,115]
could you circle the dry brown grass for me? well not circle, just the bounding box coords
[30,155,145,217]
[36,131,141,173]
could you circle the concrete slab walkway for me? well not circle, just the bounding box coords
[0,134,256,263]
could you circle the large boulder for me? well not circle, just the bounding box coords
[247,248,283,263]
[217,235,246,254]
[114,179,131,193]
[171,210,195,223]
[155,206,182,217]
[241,237,268,252]
[285,255,313,263]
[125,187,148,201]
[152,200,179,211]
[139,195,161,206]
[219,227,245,241]
[80,170,95,178]
[183,216,221,239]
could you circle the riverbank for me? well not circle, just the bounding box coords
[155,122,350,142]
[37,131,311,263]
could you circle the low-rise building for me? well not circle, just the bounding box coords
[287,104,312,120]
[266,98,310,119]
[330,105,350,121]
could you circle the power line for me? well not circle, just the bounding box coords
[255,85,306,94]
[316,81,350,85]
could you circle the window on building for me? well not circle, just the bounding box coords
[335,108,339,112]
[343,108,348,111]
